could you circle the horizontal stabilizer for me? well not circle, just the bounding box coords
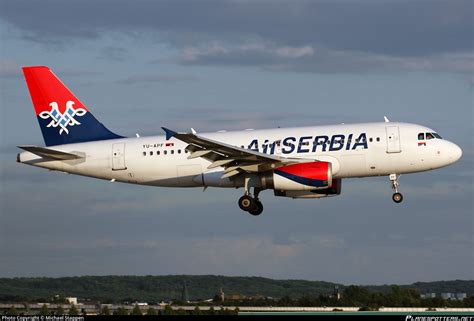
[18,145,83,160]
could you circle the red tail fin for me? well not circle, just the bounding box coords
[22,66,122,146]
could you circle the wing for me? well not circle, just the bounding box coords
[162,127,311,178]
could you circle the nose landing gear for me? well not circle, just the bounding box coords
[389,174,403,203]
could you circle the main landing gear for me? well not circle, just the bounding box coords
[238,176,264,216]
[389,173,403,203]
[238,194,263,216]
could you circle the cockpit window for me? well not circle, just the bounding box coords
[418,133,425,140]
[426,132,435,140]
[432,133,442,139]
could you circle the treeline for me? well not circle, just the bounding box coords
[0,275,337,303]
[217,285,474,309]
[0,276,472,304]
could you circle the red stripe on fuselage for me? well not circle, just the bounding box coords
[276,162,329,181]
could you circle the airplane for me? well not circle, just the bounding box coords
[17,66,463,216]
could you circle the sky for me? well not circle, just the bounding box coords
[0,0,472,285]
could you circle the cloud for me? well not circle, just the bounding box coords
[116,74,199,85]
[98,46,130,61]
[170,42,473,74]
[174,42,315,63]
[276,46,314,59]
[0,60,22,78]
[1,0,472,74]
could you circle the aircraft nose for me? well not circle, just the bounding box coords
[448,142,462,163]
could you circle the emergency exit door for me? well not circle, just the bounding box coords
[112,143,127,170]
[386,126,401,153]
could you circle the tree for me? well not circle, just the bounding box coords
[278,295,293,306]
[175,308,187,315]
[131,304,142,316]
[162,305,174,315]
[146,307,157,315]
[56,305,64,315]
[39,304,49,315]
[100,305,111,315]
[68,304,79,316]
[193,306,202,315]
[208,306,216,316]
[113,307,128,315]
[7,306,17,315]
[343,286,371,306]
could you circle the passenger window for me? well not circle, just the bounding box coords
[171,150,174,154]
[149,151,153,156]
[178,149,181,154]
[426,133,434,140]
[157,151,160,155]
[369,138,373,142]
[376,137,380,142]
[142,151,146,156]
[164,150,167,155]
[418,133,425,140]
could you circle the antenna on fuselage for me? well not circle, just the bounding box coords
[384,116,390,123]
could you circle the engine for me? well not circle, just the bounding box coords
[274,178,342,199]
[272,161,332,191]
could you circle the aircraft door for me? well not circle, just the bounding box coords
[112,143,127,170]
[386,126,401,153]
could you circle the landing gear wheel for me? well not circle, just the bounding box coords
[248,200,264,216]
[392,192,403,203]
[238,195,254,211]
[389,174,403,204]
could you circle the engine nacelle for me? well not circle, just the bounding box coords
[273,161,332,191]
[274,178,342,198]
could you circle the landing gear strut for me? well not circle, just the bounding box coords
[389,174,403,203]
[238,177,264,216]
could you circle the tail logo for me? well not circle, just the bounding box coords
[39,101,87,135]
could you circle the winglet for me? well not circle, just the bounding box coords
[161,127,177,140]
[384,116,390,123]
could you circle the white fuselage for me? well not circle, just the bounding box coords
[18,122,462,189]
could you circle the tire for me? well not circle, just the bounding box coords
[238,195,254,211]
[248,201,264,216]
[392,193,403,203]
